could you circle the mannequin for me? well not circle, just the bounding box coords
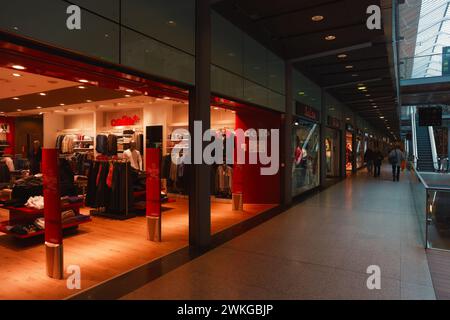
[123,141,143,171]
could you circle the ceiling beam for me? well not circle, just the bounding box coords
[276,21,365,41]
[289,42,373,63]
[324,77,383,89]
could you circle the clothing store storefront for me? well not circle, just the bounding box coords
[355,130,367,170]
[325,117,341,178]
[345,124,354,172]
[292,103,320,197]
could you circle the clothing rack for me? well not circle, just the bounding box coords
[88,158,136,220]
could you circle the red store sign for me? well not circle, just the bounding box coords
[111,115,140,127]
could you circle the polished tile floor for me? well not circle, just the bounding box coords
[122,166,436,300]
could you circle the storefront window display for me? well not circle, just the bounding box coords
[325,127,341,178]
[346,131,354,171]
[292,118,320,196]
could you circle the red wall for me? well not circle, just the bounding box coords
[233,109,281,205]
[0,117,15,154]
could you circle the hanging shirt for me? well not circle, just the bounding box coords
[123,149,143,171]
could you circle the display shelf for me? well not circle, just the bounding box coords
[0,217,91,239]
[3,202,83,215]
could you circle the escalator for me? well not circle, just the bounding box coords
[416,125,435,172]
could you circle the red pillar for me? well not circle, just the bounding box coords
[42,148,63,279]
[146,148,161,241]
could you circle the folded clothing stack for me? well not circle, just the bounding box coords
[25,196,44,210]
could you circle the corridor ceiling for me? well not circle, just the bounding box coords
[213,0,399,136]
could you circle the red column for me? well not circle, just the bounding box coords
[42,148,63,278]
[146,148,161,241]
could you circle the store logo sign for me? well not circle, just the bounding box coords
[111,115,141,127]
[367,5,381,30]
[170,121,280,176]
[66,5,81,30]
[0,123,10,133]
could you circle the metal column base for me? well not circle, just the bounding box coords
[232,193,244,211]
[45,242,63,279]
[146,216,161,242]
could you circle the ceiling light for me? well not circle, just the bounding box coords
[346,65,354,69]
[312,15,324,22]
[163,96,171,100]
[351,74,359,77]
[124,95,131,98]
[12,97,19,100]
[126,89,134,93]
[325,35,336,41]
[17,109,22,112]
[78,86,86,89]
[86,100,92,103]
[380,116,385,119]
[78,79,89,83]
[167,20,177,26]
[12,65,26,70]
[36,106,42,109]
[358,86,367,90]
[12,73,22,77]
[60,103,65,106]
[338,54,347,59]
[346,118,351,121]
[365,94,371,97]
[373,106,378,108]
[39,93,46,96]
[298,91,305,96]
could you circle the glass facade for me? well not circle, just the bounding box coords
[325,128,341,178]
[292,118,320,196]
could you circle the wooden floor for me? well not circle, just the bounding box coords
[0,199,276,300]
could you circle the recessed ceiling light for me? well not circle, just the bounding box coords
[167,20,177,26]
[346,118,351,121]
[12,97,19,100]
[12,73,22,77]
[12,65,26,70]
[17,109,22,112]
[346,65,354,69]
[373,106,378,108]
[338,54,347,59]
[325,35,336,41]
[126,89,134,93]
[78,86,86,89]
[163,96,171,100]
[312,15,324,22]
[86,100,93,103]
[124,95,131,98]
[380,116,385,119]
[36,106,42,109]
[60,103,65,106]
[39,93,46,96]
[351,74,359,77]
[298,91,305,96]
[358,86,367,90]
[78,79,89,83]
[365,94,371,97]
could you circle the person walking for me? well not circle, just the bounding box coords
[373,148,383,178]
[364,147,374,175]
[388,144,405,182]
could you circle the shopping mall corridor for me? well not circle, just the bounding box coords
[121,166,436,300]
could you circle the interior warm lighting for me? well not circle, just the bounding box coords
[78,79,89,83]
[12,97,19,100]
[86,100,92,103]
[36,106,42,109]
[325,35,336,41]
[124,95,131,98]
[17,109,22,112]
[167,20,177,26]
[298,91,305,96]
[346,65,354,69]
[60,103,65,106]
[346,118,351,121]
[312,15,324,22]
[380,116,385,119]
[78,86,86,89]
[12,65,26,70]
[126,89,134,93]
[357,86,367,90]
[12,73,22,77]
[39,93,46,96]
[338,54,347,59]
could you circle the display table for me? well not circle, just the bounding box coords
[0,202,91,239]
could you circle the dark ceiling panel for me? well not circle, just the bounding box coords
[213,0,399,135]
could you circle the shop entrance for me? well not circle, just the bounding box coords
[0,41,193,299]
[325,127,341,178]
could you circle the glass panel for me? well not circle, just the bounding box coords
[267,51,285,94]
[211,12,244,75]
[0,0,119,63]
[268,91,285,112]
[292,119,320,196]
[121,27,195,85]
[69,0,120,22]
[122,0,195,55]
[211,66,244,100]
[427,189,450,250]
[243,81,269,107]
[293,71,322,111]
[243,34,268,87]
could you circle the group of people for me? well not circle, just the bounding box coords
[364,144,406,182]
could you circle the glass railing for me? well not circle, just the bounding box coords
[410,165,450,250]
[400,53,449,81]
